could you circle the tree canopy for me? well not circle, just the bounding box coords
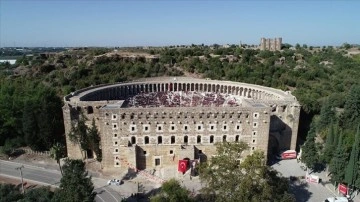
[199,142,295,202]
[53,159,96,202]
[150,179,194,202]
[301,122,321,171]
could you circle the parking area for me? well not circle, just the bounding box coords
[272,159,346,202]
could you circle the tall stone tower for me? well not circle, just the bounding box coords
[260,37,282,51]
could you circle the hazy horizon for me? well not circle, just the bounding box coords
[1,0,359,47]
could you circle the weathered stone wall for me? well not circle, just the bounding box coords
[97,106,270,170]
[260,37,282,51]
[63,77,300,175]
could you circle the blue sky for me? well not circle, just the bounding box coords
[0,0,359,47]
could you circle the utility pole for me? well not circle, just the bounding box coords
[15,165,25,194]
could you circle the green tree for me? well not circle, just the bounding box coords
[342,85,360,128]
[22,100,41,150]
[53,159,96,202]
[20,187,54,202]
[301,123,320,171]
[344,127,360,188]
[322,123,336,164]
[0,184,23,202]
[150,179,194,202]
[317,99,336,132]
[329,132,348,184]
[199,142,294,202]
[50,142,66,175]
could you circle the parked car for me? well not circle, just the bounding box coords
[107,179,123,186]
[324,196,349,202]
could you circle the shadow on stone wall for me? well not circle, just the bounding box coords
[269,115,293,151]
[136,146,146,170]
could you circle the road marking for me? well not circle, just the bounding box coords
[0,160,60,174]
[93,180,119,202]
[22,172,60,185]
[103,186,119,202]
[0,173,58,188]
[95,193,106,202]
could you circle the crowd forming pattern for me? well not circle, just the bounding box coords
[125,91,241,108]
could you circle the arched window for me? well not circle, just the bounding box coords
[87,106,93,114]
[210,135,214,143]
[131,136,136,144]
[223,135,227,142]
[184,136,188,144]
[197,135,201,143]
[144,136,149,144]
[235,135,240,142]
[171,136,175,144]
[158,136,162,144]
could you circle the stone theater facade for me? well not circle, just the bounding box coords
[63,77,300,177]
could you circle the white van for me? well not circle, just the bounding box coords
[324,197,349,202]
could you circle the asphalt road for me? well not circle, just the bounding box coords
[0,160,122,202]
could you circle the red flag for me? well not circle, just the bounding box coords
[178,160,188,173]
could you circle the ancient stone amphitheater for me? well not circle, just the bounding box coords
[63,77,300,178]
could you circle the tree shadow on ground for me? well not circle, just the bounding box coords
[289,180,312,202]
[121,168,138,181]
[120,187,162,202]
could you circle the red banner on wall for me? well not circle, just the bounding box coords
[178,160,188,173]
[338,183,348,195]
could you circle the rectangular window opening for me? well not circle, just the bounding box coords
[155,158,161,166]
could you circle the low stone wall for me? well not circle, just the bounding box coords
[12,148,50,156]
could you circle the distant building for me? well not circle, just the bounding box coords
[260,37,282,51]
[0,59,16,65]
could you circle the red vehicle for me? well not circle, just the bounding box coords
[280,150,297,160]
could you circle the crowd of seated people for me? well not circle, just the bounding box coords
[125,91,241,108]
